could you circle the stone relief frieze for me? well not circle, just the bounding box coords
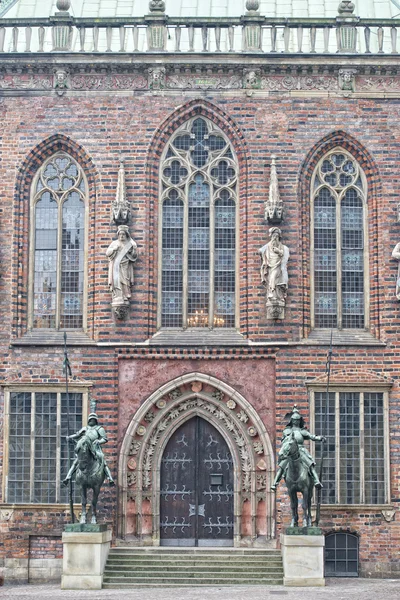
[260,75,338,92]
[166,74,242,90]
[70,74,147,90]
[358,77,400,91]
[0,73,52,89]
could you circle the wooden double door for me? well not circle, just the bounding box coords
[160,416,234,546]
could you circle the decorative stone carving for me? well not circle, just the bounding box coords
[149,67,166,90]
[212,389,224,402]
[265,155,284,224]
[129,440,141,455]
[149,0,165,11]
[392,243,400,300]
[127,472,137,486]
[226,399,236,410]
[70,74,147,91]
[112,158,130,225]
[56,0,71,11]
[260,75,338,92]
[258,227,290,320]
[191,381,202,393]
[339,68,356,93]
[246,0,260,11]
[169,388,182,400]
[338,0,355,15]
[144,410,155,423]
[253,440,264,455]
[0,73,52,90]
[54,69,69,96]
[382,509,395,522]
[106,225,138,319]
[127,457,137,470]
[166,74,241,90]
[243,69,261,91]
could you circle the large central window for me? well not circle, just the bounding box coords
[159,117,238,329]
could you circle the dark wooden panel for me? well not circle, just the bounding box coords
[160,416,233,546]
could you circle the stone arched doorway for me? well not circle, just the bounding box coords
[160,415,234,546]
[118,373,275,546]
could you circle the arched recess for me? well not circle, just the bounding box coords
[12,134,99,338]
[118,372,275,546]
[144,99,250,338]
[299,130,382,338]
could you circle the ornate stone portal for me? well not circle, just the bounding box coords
[118,373,275,546]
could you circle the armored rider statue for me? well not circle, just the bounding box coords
[271,405,324,491]
[62,412,115,486]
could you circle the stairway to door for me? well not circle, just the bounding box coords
[102,548,284,588]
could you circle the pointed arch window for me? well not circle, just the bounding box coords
[159,117,238,329]
[311,150,368,329]
[29,153,87,330]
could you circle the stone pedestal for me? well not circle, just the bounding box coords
[280,531,325,587]
[61,526,111,590]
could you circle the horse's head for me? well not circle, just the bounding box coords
[75,435,96,469]
[285,432,300,457]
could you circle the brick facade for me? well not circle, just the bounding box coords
[0,88,399,580]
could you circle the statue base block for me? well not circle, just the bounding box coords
[61,528,111,590]
[285,526,322,535]
[280,532,325,587]
[64,523,107,533]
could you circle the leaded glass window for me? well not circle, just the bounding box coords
[31,153,87,329]
[159,117,238,329]
[313,390,388,505]
[7,390,83,503]
[312,150,367,329]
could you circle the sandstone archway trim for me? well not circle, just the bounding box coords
[118,372,275,545]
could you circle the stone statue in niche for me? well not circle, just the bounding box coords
[392,242,400,300]
[258,227,289,320]
[106,225,138,319]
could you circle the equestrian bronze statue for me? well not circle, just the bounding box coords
[63,413,114,524]
[271,406,325,527]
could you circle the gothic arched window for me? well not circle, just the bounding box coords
[159,117,238,329]
[311,149,368,329]
[29,153,87,330]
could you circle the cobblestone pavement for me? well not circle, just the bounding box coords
[1,580,400,600]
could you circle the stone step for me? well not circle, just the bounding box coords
[111,547,279,554]
[103,576,284,586]
[107,556,282,564]
[103,548,284,588]
[104,567,284,575]
[103,582,283,589]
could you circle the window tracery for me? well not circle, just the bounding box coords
[311,150,367,329]
[159,117,238,329]
[30,153,87,330]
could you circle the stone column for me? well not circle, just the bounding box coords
[61,525,111,590]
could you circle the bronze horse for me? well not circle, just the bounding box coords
[282,432,314,527]
[74,435,105,524]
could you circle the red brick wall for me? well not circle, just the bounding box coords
[0,93,399,576]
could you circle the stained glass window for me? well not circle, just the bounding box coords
[312,150,366,329]
[7,390,83,504]
[160,117,237,329]
[32,153,86,329]
[314,390,387,505]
